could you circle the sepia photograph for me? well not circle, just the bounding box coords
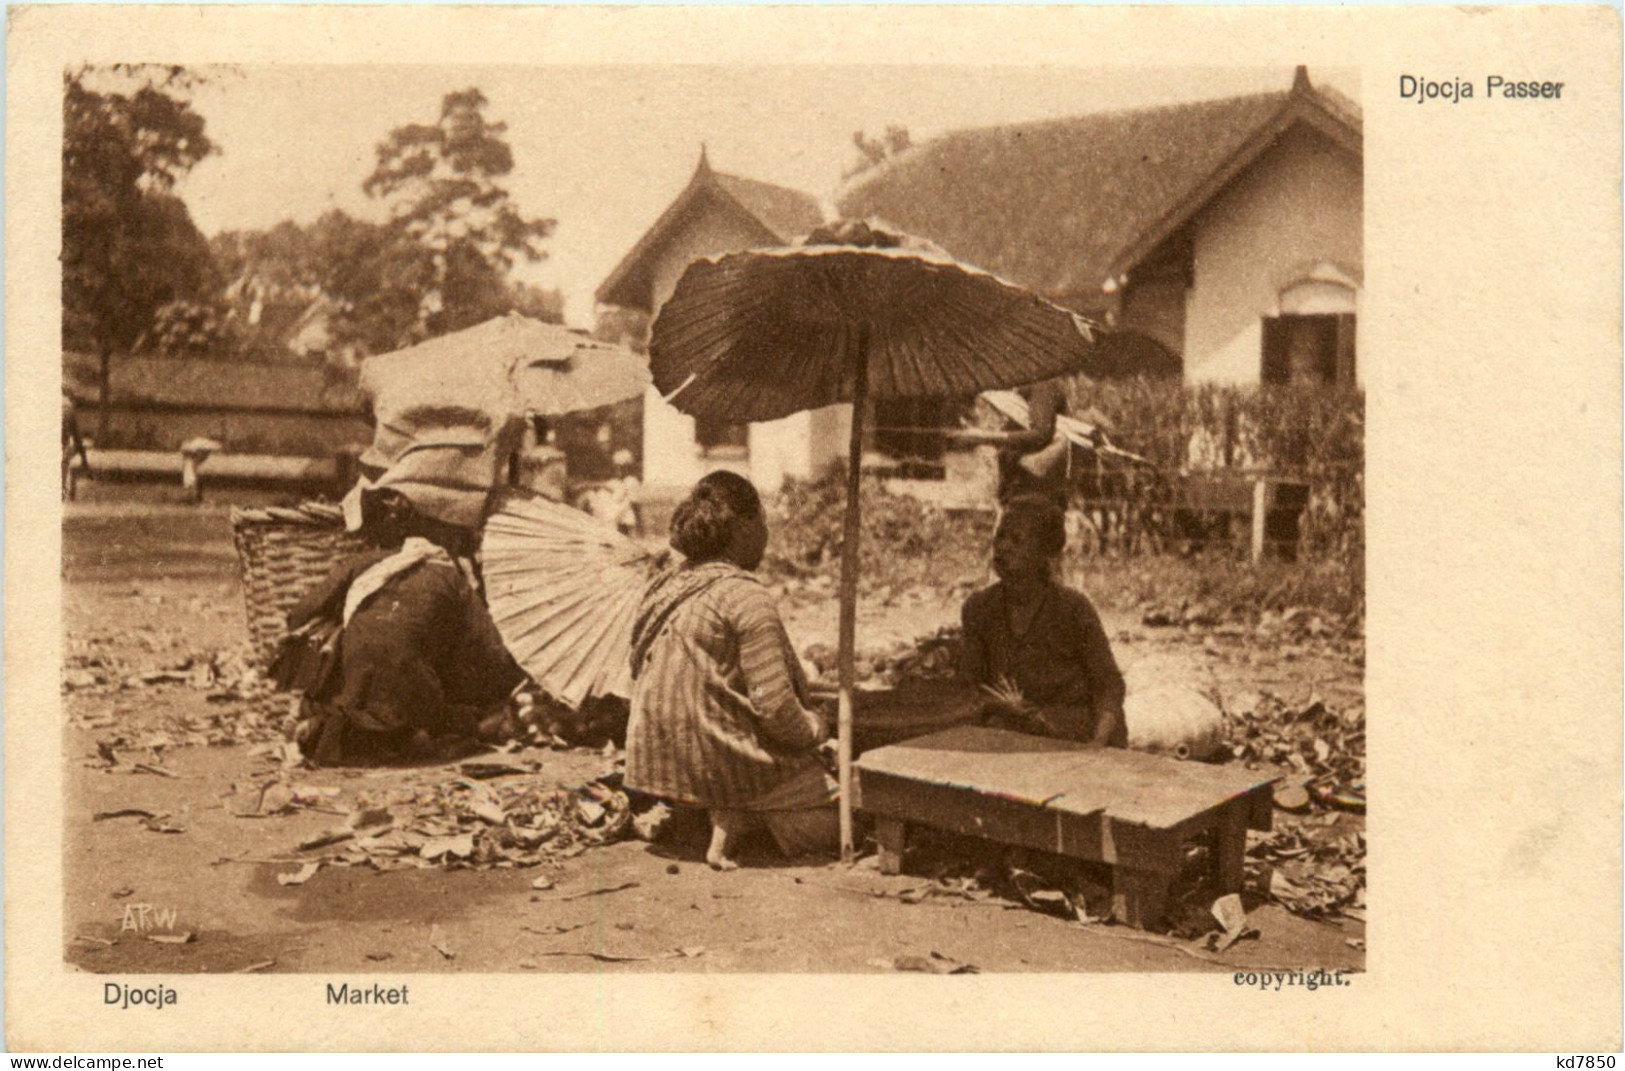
[8,3,1619,1053]
[57,58,1365,976]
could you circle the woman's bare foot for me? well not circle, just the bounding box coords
[706,812,747,871]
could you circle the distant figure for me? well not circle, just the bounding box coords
[959,495,1126,747]
[512,415,569,502]
[61,391,89,500]
[960,378,1073,510]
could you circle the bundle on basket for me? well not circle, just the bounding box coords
[229,502,367,728]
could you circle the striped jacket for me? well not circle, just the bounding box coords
[626,562,828,808]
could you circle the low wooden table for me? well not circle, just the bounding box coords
[853,726,1280,928]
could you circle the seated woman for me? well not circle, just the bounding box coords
[287,489,524,766]
[625,472,836,870]
[960,495,1128,747]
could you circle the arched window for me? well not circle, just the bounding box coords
[1262,263,1359,388]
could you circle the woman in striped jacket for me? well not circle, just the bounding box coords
[626,472,837,870]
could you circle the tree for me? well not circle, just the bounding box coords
[139,299,235,359]
[361,88,556,342]
[63,65,221,434]
[213,89,560,365]
[843,125,912,180]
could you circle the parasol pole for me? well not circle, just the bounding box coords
[836,324,870,865]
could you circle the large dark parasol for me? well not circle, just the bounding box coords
[650,220,1103,861]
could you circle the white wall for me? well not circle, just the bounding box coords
[1183,123,1363,386]
[639,192,789,497]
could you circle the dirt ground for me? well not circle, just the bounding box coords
[62,500,1364,975]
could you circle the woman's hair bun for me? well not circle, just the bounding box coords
[669,471,762,561]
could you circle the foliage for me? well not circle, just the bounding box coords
[1056,378,1364,570]
[137,299,235,358]
[215,88,561,362]
[767,462,992,599]
[360,87,557,344]
[592,306,651,354]
[62,65,222,426]
[844,125,912,180]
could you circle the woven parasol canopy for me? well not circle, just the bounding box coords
[361,312,651,421]
[649,219,1104,861]
[353,313,651,530]
[481,490,661,710]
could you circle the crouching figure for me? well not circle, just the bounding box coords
[625,472,838,870]
[287,489,524,766]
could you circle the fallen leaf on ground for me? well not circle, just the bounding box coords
[111,887,135,899]
[559,881,639,901]
[147,933,197,945]
[236,960,276,973]
[298,828,355,852]
[420,834,475,861]
[470,800,507,825]
[870,951,978,974]
[535,949,670,963]
[277,862,321,886]
[458,762,529,780]
[1273,784,1311,812]
[347,807,394,835]
[93,808,159,821]
[1206,893,1261,952]
[428,925,455,960]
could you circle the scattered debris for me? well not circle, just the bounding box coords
[147,933,197,945]
[1205,893,1260,952]
[633,803,673,843]
[236,960,276,973]
[869,951,979,974]
[277,862,321,886]
[533,947,697,963]
[458,761,533,780]
[93,809,158,822]
[558,881,639,902]
[297,828,355,852]
[428,925,455,960]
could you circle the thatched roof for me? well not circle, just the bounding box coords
[595,149,825,311]
[710,171,824,245]
[64,350,365,414]
[838,68,1361,308]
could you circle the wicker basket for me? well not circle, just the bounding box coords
[230,502,367,670]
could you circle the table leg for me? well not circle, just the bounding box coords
[875,816,906,876]
[1213,804,1249,895]
[1111,867,1169,929]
